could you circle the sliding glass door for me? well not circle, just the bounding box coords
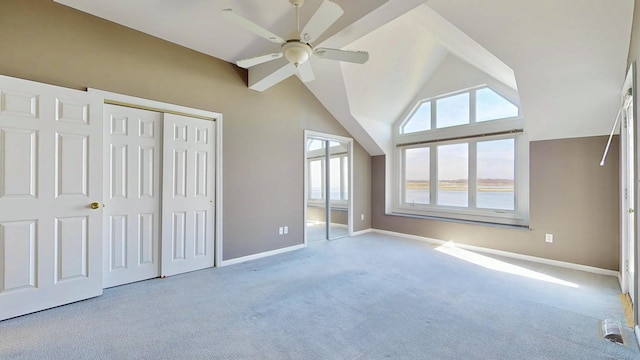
[305,132,352,242]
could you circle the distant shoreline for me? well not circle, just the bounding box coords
[406,180,514,192]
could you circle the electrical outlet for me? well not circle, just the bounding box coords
[284,226,288,234]
[279,227,284,235]
[545,233,553,243]
[361,214,364,221]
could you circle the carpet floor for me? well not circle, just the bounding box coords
[0,232,638,359]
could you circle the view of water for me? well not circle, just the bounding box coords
[406,189,514,210]
[313,188,513,210]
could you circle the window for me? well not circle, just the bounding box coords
[402,102,431,133]
[476,88,518,122]
[437,93,469,128]
[307,140,349,204]
[309,159,324,200]
[404,147,430,205]
[476,138,515,210]
[329,155,349,201]
[395,86,527,226]
[437,143,469,207]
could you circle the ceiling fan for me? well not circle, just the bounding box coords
[221,0,369,83]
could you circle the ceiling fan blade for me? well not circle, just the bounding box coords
[298,61,315,82]
[300,1,344,43]
[237,52,283,69]
[221,8,284,44]
[314,48,369,64]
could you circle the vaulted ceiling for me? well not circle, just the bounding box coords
[54,0,634,156]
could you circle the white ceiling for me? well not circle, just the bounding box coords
[53,0,634,156]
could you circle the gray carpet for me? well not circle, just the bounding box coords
[1,232,638,359]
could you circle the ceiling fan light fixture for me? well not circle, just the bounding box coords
[282,41,312,67]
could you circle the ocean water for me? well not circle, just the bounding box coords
[406,189,514,210]
[312,188,515,210]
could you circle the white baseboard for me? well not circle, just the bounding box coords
[221,244,305,267]
[370,229,619,277]
[351,228,373,237]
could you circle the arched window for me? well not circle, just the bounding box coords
[394,86,528,226]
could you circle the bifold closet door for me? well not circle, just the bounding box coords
[0,75,103,320]
[161,113,215,277]
[103,105,161,288]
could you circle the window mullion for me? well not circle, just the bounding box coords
[430,100,437,130]
[469,141,478,209]
[430,100,437,205]
[400,148,406,205]
[321,158,326,200]
[513,135,519,212]
[431,145,437,205]
[470,89,477,124]
[307,159,311,199]
[341,156,347,200]
[343,156,346,200]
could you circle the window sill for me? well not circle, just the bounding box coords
[388,211,531,230]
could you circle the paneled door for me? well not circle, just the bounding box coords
[162,113,215,276]
[0,75,103,320]
[103,105,161,288]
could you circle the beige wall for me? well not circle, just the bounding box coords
[372,136,620,270]
[0,0,371,260]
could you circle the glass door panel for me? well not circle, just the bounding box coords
[328,140,349,240]
[306,138,327,242]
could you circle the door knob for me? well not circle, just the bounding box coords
[89,202,101,210]
[629,208,634,214]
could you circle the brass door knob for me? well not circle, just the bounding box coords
[629,208,634,214]
[89,202,101,210]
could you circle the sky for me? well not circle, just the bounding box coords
[405,138,514,180]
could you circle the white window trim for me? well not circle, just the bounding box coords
[391,86,529,227]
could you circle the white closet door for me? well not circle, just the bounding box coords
[0,75,103,320]
[162,113,215,276]
[103,105,161,288]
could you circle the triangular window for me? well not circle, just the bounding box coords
[476,88,518,122]
[401,102,431,134]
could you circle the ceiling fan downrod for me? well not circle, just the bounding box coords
[285,0,310,67]
[290,0,304,36]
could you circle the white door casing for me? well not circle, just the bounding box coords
[162,113,215,276]
[622,101,636,302]
[304,130,353,245]
[0,75,103,321]
[619,64,636,312]
[103,105,161,288]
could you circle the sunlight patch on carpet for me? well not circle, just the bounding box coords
[619,293,634,327]
[435,242,579,288]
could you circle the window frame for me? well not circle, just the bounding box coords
[392,86,529,226]
[306,152,349,208]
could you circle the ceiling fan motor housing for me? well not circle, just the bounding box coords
[282,41,312,67]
